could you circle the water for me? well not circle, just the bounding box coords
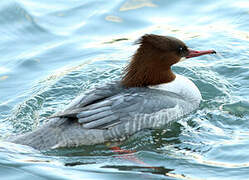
[0,0,249,179]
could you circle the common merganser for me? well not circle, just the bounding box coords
[11,34,215,150]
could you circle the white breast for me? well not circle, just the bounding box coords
[149,74,202,105]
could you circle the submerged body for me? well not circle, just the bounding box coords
[11,75,201,150]
[11,34,215,150]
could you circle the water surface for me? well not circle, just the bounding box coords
[1,0,249,179]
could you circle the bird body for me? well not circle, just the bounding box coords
[10,34,215,150]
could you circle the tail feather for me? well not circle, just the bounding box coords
[10,118,105,150]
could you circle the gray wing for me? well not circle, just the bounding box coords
[53,82,183,130]
[51,81,123,118]
[77,90,180,129]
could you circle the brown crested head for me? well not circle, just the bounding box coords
[121,34,215,87]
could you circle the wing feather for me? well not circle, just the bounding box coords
[52,82,181,131]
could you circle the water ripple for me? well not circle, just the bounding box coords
[1,0,249,179]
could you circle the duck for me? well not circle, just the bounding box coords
[10,34,215,150]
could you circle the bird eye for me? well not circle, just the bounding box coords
[178,46,188,56]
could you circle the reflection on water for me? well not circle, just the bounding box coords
[120,0,157,11]
[1,0,249,179]
[101,165,173,177]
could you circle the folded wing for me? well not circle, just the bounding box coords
[52,82,183,131]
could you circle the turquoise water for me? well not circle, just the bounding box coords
[1,0,249,179]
